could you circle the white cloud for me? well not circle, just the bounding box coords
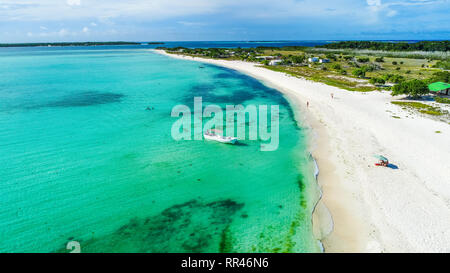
[0,0,448,38]
[177,21,206,26]
[67,0,81,6]
[40,26,48,30]
[58,28,68,36]
[82,26,89,33]
[367,0,381,5]
[387,9,398,16]
[0,0,359,22]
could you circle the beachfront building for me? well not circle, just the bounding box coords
[308,57,319,63]
[319,58,330,63]
[269,60,283,66]
[428,82,450,96]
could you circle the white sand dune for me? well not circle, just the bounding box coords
[155,50,450,253]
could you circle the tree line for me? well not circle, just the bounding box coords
[317,41,450,52]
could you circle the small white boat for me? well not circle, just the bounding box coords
[204,129,237,144]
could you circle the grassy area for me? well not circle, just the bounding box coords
[435,97,450,104]
[366,56,439,81]
[261,48,441,85]
[391,101,443,116]
[264,65,376,92]
[307,48,450,60]
[164,46,447,93]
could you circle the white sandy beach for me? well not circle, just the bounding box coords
[155,50,450,253]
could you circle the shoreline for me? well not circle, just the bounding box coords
[155,49,364,252]
[154,50,450,253]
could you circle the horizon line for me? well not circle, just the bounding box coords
[1,39,449,45]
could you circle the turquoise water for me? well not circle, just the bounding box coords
[0,47,320,253]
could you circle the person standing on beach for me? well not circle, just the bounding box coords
[307,101,309,108]
[331,93,334,99]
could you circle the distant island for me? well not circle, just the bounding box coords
[0,41,164,48]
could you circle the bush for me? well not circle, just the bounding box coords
[326,53,337,61]
[435,97,450,104]
[384,74,405,83]
[429,71,450,83]
[343,55,353,61]
[352,68,366,77]
[331,64,341,70]
[363,65,375,72]
[433,60,450,70]
[392,61,398,65]
[295,55,306,64]
[375,57,384,62]
[357,57,370,63]
[352,65,373,78]
[369,77,386,85]
[391,79,429,98]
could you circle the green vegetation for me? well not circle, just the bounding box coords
[429,71,450,83]
[343,55,353,61]
[331,63,341,70]
[435,97,450,104]
[281,54,306,65]
[317,41,450,52]
[0,41,144,47]
[219,225,233,253]
[352,65,374,78]
[391,79,429,98]
[420,110,443,116]
[164,42,448,95]
[383,74,405,83]
[433,60,450,70]
[162,47,263,60]
[369,77,386,85]
[357,57,370,63]
[352,68,366,78]
[391,101,443,116]
[265,65,375,92]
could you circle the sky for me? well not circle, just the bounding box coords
[0,0,449,43]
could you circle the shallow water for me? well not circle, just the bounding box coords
[0,48,320,253]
